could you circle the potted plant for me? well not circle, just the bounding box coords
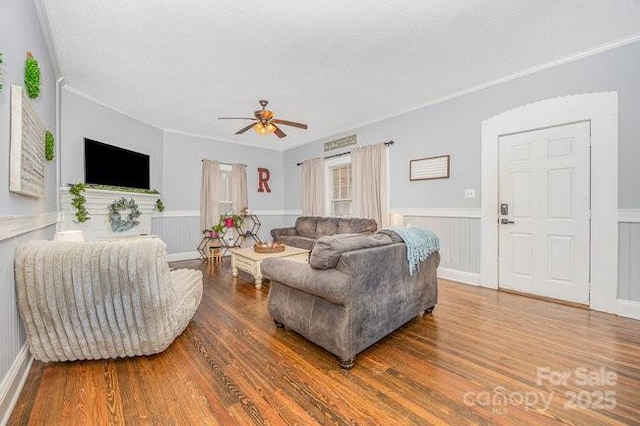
[210,223,225,238]
[221,213,243,229]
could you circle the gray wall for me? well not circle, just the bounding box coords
[60,89,164,191]
[0,0,58,415]
[162,131,284,211]
[0,0,57,216]
[156,132,286,255]
[284,40,640,210]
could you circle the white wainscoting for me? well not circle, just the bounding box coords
[0,215,56,424]
[393,208,482,285]
[618,212,640,319]
[152,210,295,262]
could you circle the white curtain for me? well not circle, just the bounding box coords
[231,163,248,212]
[302,157,325,216]
[200,159,220,231]
[352,143,389,228]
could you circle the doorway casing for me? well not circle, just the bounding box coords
[480,92,618,313]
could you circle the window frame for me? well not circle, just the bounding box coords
[219,164,232,214]
[324,155,352,217]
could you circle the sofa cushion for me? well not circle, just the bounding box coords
[277,235,317,251]
[338,217,377,234]
[295,217,318,239]
[315,217,339,238]
[310,233,392,270]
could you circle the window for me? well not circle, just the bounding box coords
[324,155,352,217]
[219,164,232,214]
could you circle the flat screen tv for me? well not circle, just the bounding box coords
[84,138,150,190]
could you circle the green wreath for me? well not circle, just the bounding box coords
[108,198,141,232]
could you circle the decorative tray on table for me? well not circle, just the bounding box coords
[253,242,285,253]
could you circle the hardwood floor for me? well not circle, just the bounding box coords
[9,259,640,425]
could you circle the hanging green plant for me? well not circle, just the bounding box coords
[45,131,55,161]
[24,51,41,99]
[155,198,165,212]
[69,183,90,223]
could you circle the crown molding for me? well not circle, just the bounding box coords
[284,33,640,152]
[62,85,164,131]
[163,129,285,152]
[32,0,61,78]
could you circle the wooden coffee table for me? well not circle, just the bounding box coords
[231,246,310,289]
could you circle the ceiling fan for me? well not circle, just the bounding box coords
[218,100,308,138]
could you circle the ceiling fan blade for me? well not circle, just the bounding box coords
[218,117,257,120]
[273,124,287,138]
[235,123,256,135]
[272,119,308,130]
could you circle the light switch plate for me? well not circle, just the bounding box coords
[464,189,475,198]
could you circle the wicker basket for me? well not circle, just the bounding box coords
[254,243,285,254]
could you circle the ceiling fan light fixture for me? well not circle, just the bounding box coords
[253,122,276,135]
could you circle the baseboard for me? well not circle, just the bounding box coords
[167,251,201,262]
[617,299,640,320]
[0,344,33,425]
[437,267,480,286]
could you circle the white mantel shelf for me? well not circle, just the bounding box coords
[59,187,160,242]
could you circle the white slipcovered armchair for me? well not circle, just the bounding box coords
[14,237,203,362]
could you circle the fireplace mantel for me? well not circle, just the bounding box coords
[59,187,160,241]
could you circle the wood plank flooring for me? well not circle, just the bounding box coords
[8,259,640,425]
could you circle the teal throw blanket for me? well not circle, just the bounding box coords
[387,227,440,275]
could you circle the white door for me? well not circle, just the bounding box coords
[498,121,590,304]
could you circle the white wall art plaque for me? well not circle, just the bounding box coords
[409,154,450,181]
[10,85,45,197]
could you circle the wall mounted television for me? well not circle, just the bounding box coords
[84,138,150,190]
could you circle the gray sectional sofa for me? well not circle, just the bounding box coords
[260,230,439,369]
[270,216,377,250]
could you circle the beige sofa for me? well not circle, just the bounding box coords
[14,237,203,362]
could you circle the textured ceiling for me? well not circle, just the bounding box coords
[42,0,640,150]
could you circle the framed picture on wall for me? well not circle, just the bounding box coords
[409,155,450,181]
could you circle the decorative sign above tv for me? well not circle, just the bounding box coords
[84,138,150,190]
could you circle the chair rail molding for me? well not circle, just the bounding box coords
[0,212,58,242]
[619,209,640,223]
[481,92,618,314]
[153,209,303,218]
[392,208,481,218]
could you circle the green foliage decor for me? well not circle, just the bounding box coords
[155,198,165,212]
[84,183,159,194]
[24,52,41,99]
[202,213,242,237]
[69,183,90,223]
[108,198,141,232]
[45,131,55,161]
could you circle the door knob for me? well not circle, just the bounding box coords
[500,218,515,225]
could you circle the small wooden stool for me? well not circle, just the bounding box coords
[208,242,222,272]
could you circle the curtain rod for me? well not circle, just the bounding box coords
[201,160,247,167]
[296,140,394,166]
